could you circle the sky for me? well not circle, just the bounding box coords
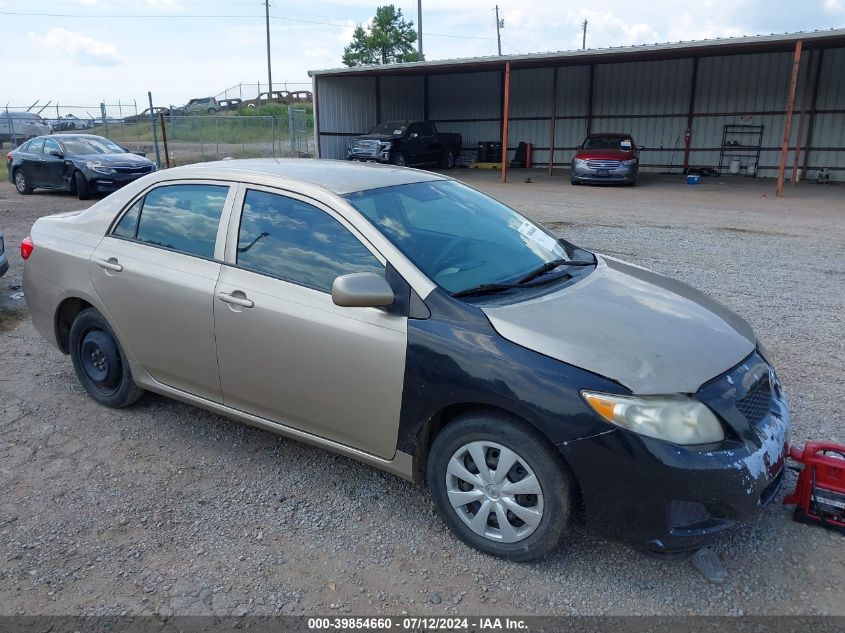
[2,0,844,115]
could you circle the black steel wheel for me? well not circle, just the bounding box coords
[69,308,143,408]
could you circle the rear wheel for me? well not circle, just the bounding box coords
[69,308,143,408]
[13,169,32,195]
[207,107,218,115]
[393,152,406,167]
[427,413,574,562]
[74,171,90,200]
[441,149,456,169]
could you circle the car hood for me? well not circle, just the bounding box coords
[575,149,636,160]
[352,133,402,143]
[481,255,756,394]
[74,153,154,166]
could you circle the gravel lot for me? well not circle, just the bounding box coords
[0,170,843,617]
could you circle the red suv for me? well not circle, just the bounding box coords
[571,133,639,186]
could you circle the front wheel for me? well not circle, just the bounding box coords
[393,152,406,167]
[441,149,456,169]
[427,413,574,562]
[69,308,143,408]
[14,169,32,195]
[74,171,90,200]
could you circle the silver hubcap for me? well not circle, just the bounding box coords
[15,172,25,191]
[446,441,544,543]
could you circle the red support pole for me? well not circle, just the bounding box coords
[501,61,511,184]
[548,67,558,176]
[776,40,803,197]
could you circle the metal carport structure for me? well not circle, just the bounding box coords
[309,28,845,195]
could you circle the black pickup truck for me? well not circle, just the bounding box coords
[347,121,462,168]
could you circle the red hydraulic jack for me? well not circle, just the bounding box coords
[784,442,845,534]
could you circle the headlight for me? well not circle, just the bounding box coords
[573,157,587,165]
[622,158,638,166]
[85,161,115,174]
[581,391,725,445]
[379,141,392,150]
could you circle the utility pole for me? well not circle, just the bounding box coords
[265,0,273,98]
[582,19,588,50]
[417,0,423,60]
[495,5,504,56]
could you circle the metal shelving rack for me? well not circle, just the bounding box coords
[719,124,764,177]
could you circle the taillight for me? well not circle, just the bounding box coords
[5,153,11,161]
[21,236,34,260]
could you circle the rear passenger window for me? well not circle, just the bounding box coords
[237,190,383,293]
[28,138,45,154]
[134,184,228,258]
[112,199,142,238]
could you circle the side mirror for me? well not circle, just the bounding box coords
[332,272,394,308]
[49,150,64,159]
[409,132,419,139]
[575,144,581,149]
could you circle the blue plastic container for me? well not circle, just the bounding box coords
[687,174,700,185]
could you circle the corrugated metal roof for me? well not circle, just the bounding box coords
[309,28,845,77]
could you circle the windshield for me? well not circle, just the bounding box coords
[582,136,633,150]
[367,122,407,136]
[344,180,577,294]
[60,137,125,155]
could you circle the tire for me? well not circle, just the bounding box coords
[441,149,456,169]
[69,308,143,408]
[13,169,32,195]
[570,174,578,186]
[207,107,217,115]
[393,153,406,167]
[426,413,574,562]
[74,171,90,200]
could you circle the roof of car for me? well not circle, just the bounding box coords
[163,158,446,195]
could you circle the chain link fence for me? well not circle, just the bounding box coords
[2,99,314,167]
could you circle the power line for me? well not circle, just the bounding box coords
[0,8,493,40]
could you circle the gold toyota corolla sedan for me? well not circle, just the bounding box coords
[22,159,790,562]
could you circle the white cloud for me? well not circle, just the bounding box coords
[824,0,843,12]
[338,19,357,44]
[145,0,183,10]
[28,28,121,66]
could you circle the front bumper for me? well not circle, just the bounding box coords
[84,170,153,193]
[560,356,790,554]
[348,151,391,164]
[572,162,637,183]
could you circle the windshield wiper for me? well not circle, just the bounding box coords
[516,258,595,284]
[451,282,517,298]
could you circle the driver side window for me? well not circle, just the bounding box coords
[43,138,61,155]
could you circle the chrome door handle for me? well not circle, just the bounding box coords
[216,292,254,308]
[95,258,123,272]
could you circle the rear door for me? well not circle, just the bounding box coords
[213,186,408,458]
[89,181,235,402]
[21,137,45,186]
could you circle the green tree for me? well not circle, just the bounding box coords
[342,5,421,66]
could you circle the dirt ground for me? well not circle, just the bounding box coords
[0,170,843,617]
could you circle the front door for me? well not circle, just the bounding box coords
[213,187,407,459]
[41,138,66,189]
[89,182,233,402]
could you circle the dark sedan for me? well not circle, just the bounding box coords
[7,134,157,200]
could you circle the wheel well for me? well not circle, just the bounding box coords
[55,297,94,354]
[413,403,585,510]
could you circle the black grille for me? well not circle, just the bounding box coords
[114,165,153,175]
[735,375,772,426]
